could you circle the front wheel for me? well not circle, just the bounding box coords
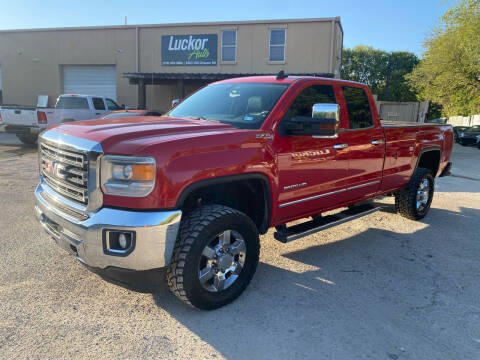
[394,167,434,220]
[166,205,260,310]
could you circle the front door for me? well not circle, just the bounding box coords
[274,83,351,222]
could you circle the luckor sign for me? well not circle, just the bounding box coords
[161,34,218,66]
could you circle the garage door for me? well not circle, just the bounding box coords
[63,65,117,100]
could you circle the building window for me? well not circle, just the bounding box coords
[269,29,286,62]
[221,30,237,62]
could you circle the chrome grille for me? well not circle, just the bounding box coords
[40,141,89,205]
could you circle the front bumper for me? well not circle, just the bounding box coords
[34,183,182,271]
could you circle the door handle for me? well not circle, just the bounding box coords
[371,139,384,145]
[333,143,348,149]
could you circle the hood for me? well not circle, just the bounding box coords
[49,116,239,153]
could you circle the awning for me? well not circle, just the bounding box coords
[123,72,333,85]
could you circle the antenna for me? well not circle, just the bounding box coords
[276,70,288,80]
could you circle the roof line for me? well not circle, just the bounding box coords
[0,17,341,34]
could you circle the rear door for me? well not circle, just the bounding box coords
[340,86,385,200]
[275,82,351,221]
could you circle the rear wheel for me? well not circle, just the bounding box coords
[167,205,260,310]
[17,134,37,146]
[394,167,434,220]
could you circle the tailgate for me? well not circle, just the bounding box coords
[1,108,38,126]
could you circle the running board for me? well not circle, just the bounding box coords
[273,203,381,243]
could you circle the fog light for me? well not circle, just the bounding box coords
[103,230,135,256]
[118,233,128,249]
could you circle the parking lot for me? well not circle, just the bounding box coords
[0,132,479,360]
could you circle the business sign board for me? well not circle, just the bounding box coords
[161,34,218,66]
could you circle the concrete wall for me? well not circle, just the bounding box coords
[447,115,480,126]
[0,18,342,110]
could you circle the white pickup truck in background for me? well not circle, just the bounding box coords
[0,94,123,145]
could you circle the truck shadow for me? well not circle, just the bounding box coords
[97,204,480,359]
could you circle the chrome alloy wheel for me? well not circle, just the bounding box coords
[198,230,246,292]
[416,178,430,211]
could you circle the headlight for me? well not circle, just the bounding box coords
[460,132,465,137]
[100,155,156,197]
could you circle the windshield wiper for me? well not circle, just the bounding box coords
[184,115,219,122]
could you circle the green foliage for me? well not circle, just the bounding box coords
[341,46,419,102]
[407,0,480,116]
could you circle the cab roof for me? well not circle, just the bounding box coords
[215,75,365,87]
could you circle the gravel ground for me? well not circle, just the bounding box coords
[0,135,479,360]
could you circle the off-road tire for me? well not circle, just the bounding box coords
[166,205,260,310]
[17,134,37,146]
[394,167,434,220]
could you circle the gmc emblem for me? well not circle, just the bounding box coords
[43,159,66,179]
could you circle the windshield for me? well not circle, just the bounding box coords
[167,82,289,129]
[103,112,141,119]
[469,125,480,131]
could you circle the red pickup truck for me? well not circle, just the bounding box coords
[34,75,453,310]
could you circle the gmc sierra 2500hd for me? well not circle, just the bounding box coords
[34,75,453,310]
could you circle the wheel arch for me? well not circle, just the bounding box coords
[176,173,272,234]
[414,146,442,177]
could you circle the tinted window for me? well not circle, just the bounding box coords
[167,82,289,130]
[342,87,373,129]
[269,29,286,62]
[92,97,105,110]
[55,97,89,109]
[106,99,122,110]
[284,85,336,121]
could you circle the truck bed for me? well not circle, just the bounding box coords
[381,122,454,192]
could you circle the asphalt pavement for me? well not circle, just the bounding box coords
[0,135,479,360]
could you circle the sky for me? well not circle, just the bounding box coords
[0,0,454,56]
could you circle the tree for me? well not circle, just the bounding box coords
[342,46,419,102]
[407,0,480,116]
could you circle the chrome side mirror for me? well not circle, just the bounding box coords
[312,103,340,122]
[280,103,340,137]
[311,103,340,138]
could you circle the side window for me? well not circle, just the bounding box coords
[92,97,105,110]
[284,85,336,121]
[342,87,373,129]
[106,98,121,111]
